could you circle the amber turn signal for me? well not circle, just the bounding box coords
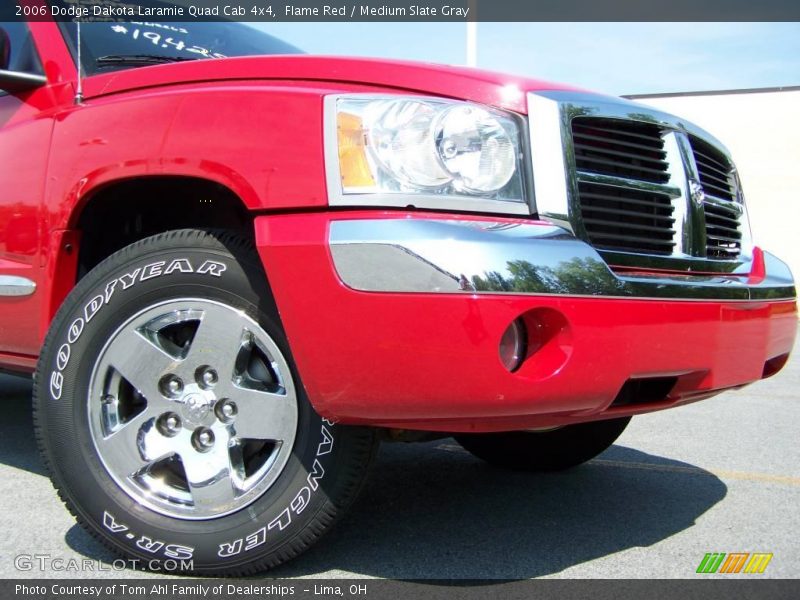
[337,112,376,188]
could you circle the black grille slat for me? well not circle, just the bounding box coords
[704,207,740,220]
[578,191,674,212]
[572,117,669,184]
[588,232,675,248]
[703,200,740,217]
[582,206,675,222]
[573,131,666,154]
[576,154,670,179]
[572,123,665,146]
[583,219,677,234]
[706,224,742,238]
[705,212,740,227]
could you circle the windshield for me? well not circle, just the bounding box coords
[60,21,303,75]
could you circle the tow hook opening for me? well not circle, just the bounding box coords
[611,376,679,408]
[762,353,790,379]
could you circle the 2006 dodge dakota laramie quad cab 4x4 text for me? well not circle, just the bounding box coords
[0,16,796,575]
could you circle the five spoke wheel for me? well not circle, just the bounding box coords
[88,299,298,519]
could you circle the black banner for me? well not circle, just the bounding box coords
[5,579,800,600]
[3,0,800,22]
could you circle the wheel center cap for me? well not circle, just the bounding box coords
[181,393,211,425]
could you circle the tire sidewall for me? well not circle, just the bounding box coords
[37,235,348,572]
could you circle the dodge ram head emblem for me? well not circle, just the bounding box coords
[181,393,212,425]
[689,179,706,206]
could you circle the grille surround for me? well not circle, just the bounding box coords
[527,91,752,273]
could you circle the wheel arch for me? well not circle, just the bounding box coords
[45,176,260,334]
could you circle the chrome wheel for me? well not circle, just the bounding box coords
[88,299,298,520]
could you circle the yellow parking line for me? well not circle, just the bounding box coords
[590,459,800,487]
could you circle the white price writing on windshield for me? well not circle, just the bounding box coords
[109,24,226,58]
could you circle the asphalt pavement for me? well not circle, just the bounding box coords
[1,332,798,579]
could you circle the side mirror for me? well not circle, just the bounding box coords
[0,27,47,94]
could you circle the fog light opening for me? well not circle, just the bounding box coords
[499,318,527,372]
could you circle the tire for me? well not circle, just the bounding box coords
[455,417,631,472]
[33,229,378,575]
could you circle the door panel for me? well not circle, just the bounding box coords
[0,21,53,356]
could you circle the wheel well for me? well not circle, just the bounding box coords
[75,177,252,280]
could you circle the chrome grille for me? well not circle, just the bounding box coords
[689,136,743,260]
[571,117,677,255]
[528,91,751,270]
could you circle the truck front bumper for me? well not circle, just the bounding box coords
[255,212,797,433]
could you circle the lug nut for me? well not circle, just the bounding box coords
[157,413,181,437]
[159,375,184,398]
[215,399,237,422]
[197,367,218,389]
[192,428,215,451]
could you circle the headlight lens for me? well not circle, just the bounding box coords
[435,104,517,193]
[332,96,526,205]
[369,99,452,189]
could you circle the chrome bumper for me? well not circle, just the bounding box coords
[329,218,796,302]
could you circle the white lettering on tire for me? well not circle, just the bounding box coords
[103,511,129,533]
[103,510,195,560]
[217,539,243,558]
[49,258,228,401]
[216,421,334,558]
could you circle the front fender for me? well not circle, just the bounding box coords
[47,82,336,230]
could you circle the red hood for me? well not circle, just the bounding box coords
[80,55,582,114]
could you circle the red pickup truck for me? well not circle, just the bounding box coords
[0,19,796,575]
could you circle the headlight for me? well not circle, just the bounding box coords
[327,95,528,211]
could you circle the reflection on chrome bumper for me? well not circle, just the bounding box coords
[329,219,795,301]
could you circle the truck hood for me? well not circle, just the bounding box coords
[80,55,582,114]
